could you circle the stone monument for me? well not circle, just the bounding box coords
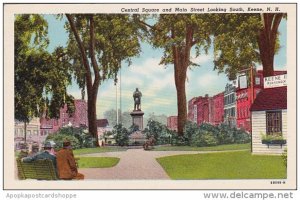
[130,88,144,130]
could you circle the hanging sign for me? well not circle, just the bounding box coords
[264,74,287,88]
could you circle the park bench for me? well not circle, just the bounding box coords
[16,158,58,180]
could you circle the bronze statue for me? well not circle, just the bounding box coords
[133,88,142,111]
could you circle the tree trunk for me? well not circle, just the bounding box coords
[87,94,98,141]
[258,13,283,77]
[24,122,27,144]
[175,75,187,136]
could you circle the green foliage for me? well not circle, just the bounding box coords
[113,124,130,146]
[282,148,287,168]
[261,133,285,142]
[14,14,74,130]
[191,130,218,147]
[217,123,235,144]
[184,121,200,144]
[179,122,250,147]
[45,127,95,149]
[46,133,80,150]
[233,128,251,144]
[144,120,172,145]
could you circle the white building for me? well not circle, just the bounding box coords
[14,117,46,150]
[251,86,287,155]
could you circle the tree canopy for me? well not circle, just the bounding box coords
[65,14,141,139]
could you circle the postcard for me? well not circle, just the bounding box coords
[3,3,297,190]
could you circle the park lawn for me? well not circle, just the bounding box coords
[154,143,250,151]
[77,157,120,168]
[157,151,286,179]
[73,146,127,155]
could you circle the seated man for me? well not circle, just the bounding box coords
[22,141,57,173]
[56,140,84,180]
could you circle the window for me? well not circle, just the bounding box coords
[266,111,282,135]
[255,77,261,85]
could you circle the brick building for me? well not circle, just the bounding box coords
[40,99,88,135]
[236,70,286,132]
[167,116,178,131]
[188,92,224,126]
[211,92,224,125]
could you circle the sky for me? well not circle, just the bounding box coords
[44,15,287,119]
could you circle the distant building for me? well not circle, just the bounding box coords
[188,97,198,123]
[187,92,224,126]
[96,119,112,146]
[14,117,43,150]
[224,82,237,127]
[167,116,178,131]
[194,94,211,125]
[40,99,88,135]
[211,92,224,125]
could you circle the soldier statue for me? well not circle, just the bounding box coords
[133,88,142,111]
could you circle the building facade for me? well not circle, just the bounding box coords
[14,117,44,150]
[211,92,224,125]
[167,116,178,131]
[40,99,88,135]
[236,70,264,132]
[188,97,198,123]
[224,83,236,127]
[236,70,287,132]
[251,86,287,154]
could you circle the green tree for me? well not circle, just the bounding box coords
[213,13,285,79]
[139,14,214,136]
[113,124,129,146]
[65,14,141,141]
[15,15,73,143]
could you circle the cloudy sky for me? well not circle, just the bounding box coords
[44,15,287,118]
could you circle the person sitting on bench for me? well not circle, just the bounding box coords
[22,141,57,174]
[56,140,84,180]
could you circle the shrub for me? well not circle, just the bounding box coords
[171,135,189,146]
[113,124,129,146]
[46,127,95,149]
[191,130,218,147]
[217,123,235,144]
[282,148,287,168]
[184,121,200,145]
[144,120,172,145]
[46,134,81,150]
[233,129,251,144]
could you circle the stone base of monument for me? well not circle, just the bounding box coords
[130,110,144,130]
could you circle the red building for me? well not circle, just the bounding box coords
[167,116,178,131]
[194,95,211,125]
[188,92,224,126]
[211,92,224,125]
[40,99,88,135]
[236,70,287,132]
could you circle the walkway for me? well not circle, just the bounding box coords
[78,149,207,180]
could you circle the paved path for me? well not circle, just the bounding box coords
[78,149,245,180]
[78,149,204,180]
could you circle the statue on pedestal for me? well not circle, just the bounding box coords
[133,88,142,111]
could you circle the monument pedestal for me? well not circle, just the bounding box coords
[130,110,144,130]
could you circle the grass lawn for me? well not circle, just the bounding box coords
[157,151,286,179]
[73,146,127,155]
[154,143,250,151]
[77,157,120,168]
